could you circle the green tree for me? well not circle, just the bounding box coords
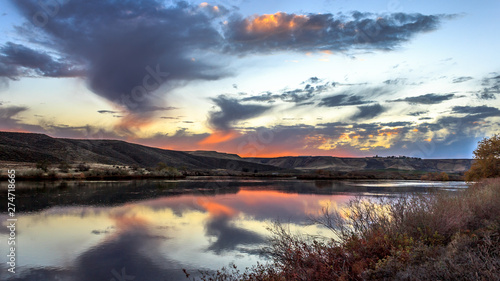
[465,134,500,181]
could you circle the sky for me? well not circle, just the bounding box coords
[0,0,499,158]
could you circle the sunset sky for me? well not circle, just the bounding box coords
[0,0,499,158]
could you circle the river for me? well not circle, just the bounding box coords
[0,179,468,281]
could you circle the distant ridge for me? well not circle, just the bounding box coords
[246,156,472,174]
[0,131,472,174]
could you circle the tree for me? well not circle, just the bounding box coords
[465,134,500,181]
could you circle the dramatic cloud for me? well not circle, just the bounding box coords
[224,12,447,53]
[208,95,271,131]
[391,93,455,104]
[8,0,227,115]
[5,0,451,122]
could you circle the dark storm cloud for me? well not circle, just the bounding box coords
[390,93,455,104]
[476,74,500,100]
[224,12,448,53]
[208,95,271,131]
[319,94,369,107]
[352,103,385,120]
[452,76,473,83]
[9,0,227,114]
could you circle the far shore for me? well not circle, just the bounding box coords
[0,160,465,182]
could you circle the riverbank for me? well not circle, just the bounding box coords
[0,161,465,181]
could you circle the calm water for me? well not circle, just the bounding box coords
[0,179,468,281]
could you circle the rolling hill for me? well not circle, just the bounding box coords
[0,132,280,172]
[0,131,472,174]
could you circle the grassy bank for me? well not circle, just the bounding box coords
[190,178,500,280]
[0,162,185,181]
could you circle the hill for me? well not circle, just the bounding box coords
[0,131,472,174]
[0,132,281,172]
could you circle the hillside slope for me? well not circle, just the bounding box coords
[0,132,281,172]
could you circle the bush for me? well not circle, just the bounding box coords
[58,162,70,173]
[153,162,181,177]
[84,167,129,178]
[420,172,450,181]
[76,163,90,172]
[36,160,50,172]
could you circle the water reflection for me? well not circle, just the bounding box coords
[0,179,468,281]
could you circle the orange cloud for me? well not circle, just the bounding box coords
[199,130,239,145]
[245,12,309,33]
